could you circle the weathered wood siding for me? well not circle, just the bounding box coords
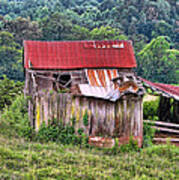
[33,93,143,141]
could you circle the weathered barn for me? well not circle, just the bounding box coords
[24,40,145,147]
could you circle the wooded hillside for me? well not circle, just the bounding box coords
[0,0,178,83]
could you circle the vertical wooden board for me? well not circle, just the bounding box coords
[74,97,81,133]
[44,94,49,125]
[78,97,84,133]
[47,93,51,123]
[56,94,60,123]
[108,102,115,136]
[70,96,76,126]
[90,99,97,136]
[134,100,141,137]
[52,93,58,121]
[130,100,135,136]
[105,101,110,136]
[123,99,127,137]
[126,99,132,137]
[98,100,105,136]
[40,96,44,124]
[49,94,54,121]
[59,93,63,124]
[86,100,92,136]
[62,94,67,125]
[117,100,123,137]
[35,97,41,131]
[114,101,119,137]
[79,97,89,135]
[50,94,54,121]
[102,101,107,136]
[99,100,106,136]
[65,94,72,126]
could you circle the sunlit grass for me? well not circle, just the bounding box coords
[0,132,178,179]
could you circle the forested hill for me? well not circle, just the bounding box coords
[0,0,178,83]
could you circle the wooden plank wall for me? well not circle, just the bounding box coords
[33,93,143,139]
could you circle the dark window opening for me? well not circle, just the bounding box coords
[53,73,71,90]
[59,74,71,87]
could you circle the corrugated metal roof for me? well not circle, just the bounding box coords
[140,78,179,101]
[24,40,137,69]
[78,82,143,102]
[86,69,119,87]
[78,84,120,101]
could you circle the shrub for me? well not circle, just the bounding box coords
[143,98,159,120]
[0,76,24,110]
[35,120,88,147]
[143,121,155,147]
[0,95,34,139]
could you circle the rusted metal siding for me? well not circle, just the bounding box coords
[34,92,143,145]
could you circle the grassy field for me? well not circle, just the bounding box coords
[0,131,179,180]
[0,99,179,180]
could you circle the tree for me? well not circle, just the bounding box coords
[40,12,72,40]
[0,31,23,81]
[136,36,178,84]
[0,76,23,109]
[4,17,42,45]
[89,26,124,40]
[68,25,90,40]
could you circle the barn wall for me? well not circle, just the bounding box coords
[33,92,143,145]
[24,68,134,94]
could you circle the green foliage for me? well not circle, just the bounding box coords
[0,76,23,109]
[143,98,159,120]
[83,110,88,126]
[90,26,123,40]
[143,122,156,147]
[35,119,88,147]
[137,36,178,83]
[1,95,33,139]
[0,130,178,180]
[0,31,23,81]
[103,137,140,155]
[40,12,72,41]
[3,17,42,45]
[36,121,80,145]
[0,0,178,83]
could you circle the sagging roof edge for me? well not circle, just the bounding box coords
[139,77,179,101]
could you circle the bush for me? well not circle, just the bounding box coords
[143,121,156,147]
[0,95,34,139]
[143,98,159,120]
[0,76,24,110]
[35,120,88,147]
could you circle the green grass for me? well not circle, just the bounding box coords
[0,104,179,180]
[0,133,179,179]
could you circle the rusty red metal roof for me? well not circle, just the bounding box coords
[140,78,179,100]
[24,40,137,69]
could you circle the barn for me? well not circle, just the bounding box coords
[24,40,145,147]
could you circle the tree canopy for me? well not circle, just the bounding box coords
[0,0,178,83]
